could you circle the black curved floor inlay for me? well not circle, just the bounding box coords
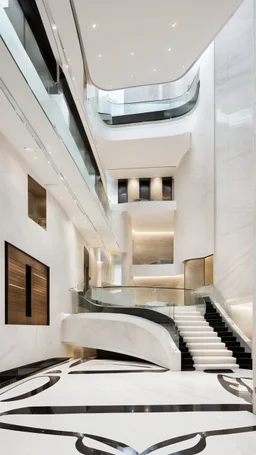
[218,374,252,404]
[0,421,255,455]
[204,370,234,374]
[69,369,167,375]
[46,370,62,374]
[0,358,68,389]
[69,359,88,368]
[0,376,60,402]
[0,403,251,416]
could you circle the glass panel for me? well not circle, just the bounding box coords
[70,285,204,350]
[0,3,110,214]
[88,71,200,125]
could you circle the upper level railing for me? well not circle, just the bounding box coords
[0,2,110,215]
[88,71,200,126]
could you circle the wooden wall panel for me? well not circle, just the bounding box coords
[5,243,49,325]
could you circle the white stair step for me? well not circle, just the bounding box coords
[180,331,216,343]
[185,336,221,343]
[187,343,226,350]
[175,307,198,313]
[190,349,233,357]
[195,364,239,371]
[179,325,213,331]
[176,321,208,327]
[175,315,204,321]
[194,356,236,365]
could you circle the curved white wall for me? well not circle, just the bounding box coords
[62,313,181,370]
[174,44,215,263]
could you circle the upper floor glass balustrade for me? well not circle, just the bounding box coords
[0,1,110,215]
[88,71,200,126]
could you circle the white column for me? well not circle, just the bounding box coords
[95,247,102,287]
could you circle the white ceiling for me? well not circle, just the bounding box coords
[98,133,191,178]
[73,0,243,90]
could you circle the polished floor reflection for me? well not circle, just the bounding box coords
[0,359,256,454]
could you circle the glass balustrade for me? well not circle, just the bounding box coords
[88,71,200,125]
[70,284,204,349]
[0,2,110,214]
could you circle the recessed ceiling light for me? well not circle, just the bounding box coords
[109,84,112,88]
[182,65,185,68]
[33,156,37,160]
[130,52,134,56]
[47,160,50,164]
[24,147,34,152]
[52,24,57,30]
[98,54,102,58]
[92,24,98,28]
[72,76,75,81]
[130,75,135,78]
[153,68,156,72]
[168,47,172,52]
[172,22,177,27]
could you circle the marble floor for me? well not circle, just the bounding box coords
[0,359,255,454]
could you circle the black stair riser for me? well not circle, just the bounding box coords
[179,334,195,371]
[204,297,252,369]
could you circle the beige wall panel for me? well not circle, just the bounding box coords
[133,234,173,264]
[150,178,162,201]
[205,255,213,285]
[184,258,205,289]
[128,178,140,202]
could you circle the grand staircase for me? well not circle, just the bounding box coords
[204,297,252,370]
[174,306,239,371]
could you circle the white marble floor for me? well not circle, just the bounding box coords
[0,359,255,454]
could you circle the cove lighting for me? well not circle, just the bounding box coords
[132,230,174,236]
[133,275,184,279]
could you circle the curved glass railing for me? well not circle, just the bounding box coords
[89,71,200,125]
[0,3,110,215]
[70,285,204,349]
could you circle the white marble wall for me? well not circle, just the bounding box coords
[214,0,254,301]
[0,137,94,371]
[174,44,215,263]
